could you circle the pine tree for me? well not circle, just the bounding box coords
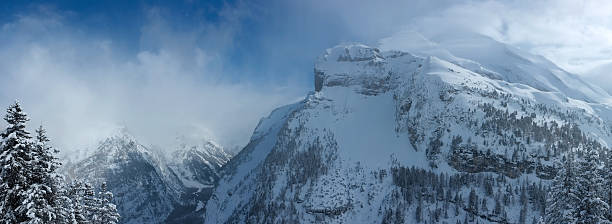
[493,198,502,216]
[574,148,610,224]
[545,153,579,224]
[35,126,76,224]
[454,192,461,216]
[17,125,61,223]
[54,179,77,224]
[519,203,527,224]
[0,101,34,223]
[19,185,54,224]
[98,182,119,224]
[603,150,612,221]
[68,180,90,224]
[481,198,488,214]
[0,102,112,224]
[519,183,528,224]
[82,182,100,223]
[467,188,478,220]
[415,194,422,223]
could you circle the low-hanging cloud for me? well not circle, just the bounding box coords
[404,0,612,76]
[283,0,612,92]
[3,0,612,156]
[0,5,303,155]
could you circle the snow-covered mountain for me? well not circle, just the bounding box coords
[165,137,232,223]
[64,129,232,224]
[204,33,612,223]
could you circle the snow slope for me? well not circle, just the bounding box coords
[205,33,612,223]
[380,31,611,104]
[65,129,232,224]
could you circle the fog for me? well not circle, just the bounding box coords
[1,0,611,155]
[0,6,303,153]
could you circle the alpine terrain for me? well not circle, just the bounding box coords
[64,129,232,224]
[204,33,612,223]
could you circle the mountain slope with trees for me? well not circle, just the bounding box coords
[205,35,612,223]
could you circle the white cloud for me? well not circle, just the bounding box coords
[401,0,612,75]
[4,0,612,154]
[0,6,303,154]
[301,0,612,92]
[289,0,612,76]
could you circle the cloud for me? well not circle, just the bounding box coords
[278,0,612,77]
[0,5,303,154]
[3,0,612,155]
[279,0,612,92]
[402,0,612,76]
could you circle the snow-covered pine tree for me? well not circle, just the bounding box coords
[0,101,34,223]
[545,153,579,224]
[467,188,478,220]
[68,180,91,224]
[415,193,422,223]
[35,126,77,224]
[0,102,105,224]
[19,184,54,224]
[82,182,101,223]
[481,198,488,214]
[493,197,502,216]
[53,179,77,224]
[97,182,119,224]
[574,147,610,224]
[519,203,527,224]
[17,125,62,224]
[603,150,612,221]
[33,125,61,180]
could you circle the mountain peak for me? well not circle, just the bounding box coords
[94,125,138,145]
[206,33,612,223]
[67,127,233,224]
[321,44,382,63]
[314,43,417,94]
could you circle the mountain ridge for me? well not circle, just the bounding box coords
[204,34,612,223]
[64,129,233,224]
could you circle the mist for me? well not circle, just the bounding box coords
[0,5,304,154]
[2,0,612,155]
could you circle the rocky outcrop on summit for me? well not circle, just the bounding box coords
[314,44,400,94]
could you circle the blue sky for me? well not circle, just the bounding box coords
[1,0,612,152]
[0,0,383,87]
[0,0,230,51]
[0,0,464,86]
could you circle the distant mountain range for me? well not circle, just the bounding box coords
[63,129,232,224]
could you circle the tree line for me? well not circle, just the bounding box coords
[385,143,612,224]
